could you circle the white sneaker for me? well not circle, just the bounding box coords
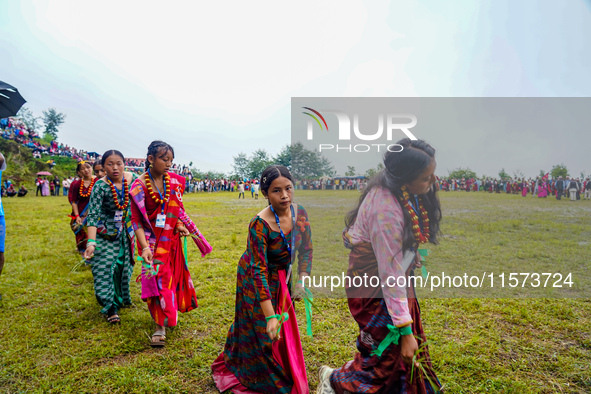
[316,365,335,394]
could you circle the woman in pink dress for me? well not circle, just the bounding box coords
[521,179,528,197]
[537,180,548,198]
[318,139,442,394]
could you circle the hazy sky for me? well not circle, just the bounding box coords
[1,0,590,177]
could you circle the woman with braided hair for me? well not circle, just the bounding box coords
[130,140,212,347]
[318,139,443,394]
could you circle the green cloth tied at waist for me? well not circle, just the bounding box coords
[371,324,413,357]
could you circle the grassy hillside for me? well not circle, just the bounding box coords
[0,139,78,188]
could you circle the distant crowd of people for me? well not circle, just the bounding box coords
[1,116,96,161]
[438,176,591,201]
[180,177,368,194]
[3,116,588,205]
[1,180,27,198]
[31,175,78,197]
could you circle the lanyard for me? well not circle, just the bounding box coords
[148,168,167,214]
[408,194,423,232]
[107,176,124,203]
[269,204,295,255]
[408,194,420,215]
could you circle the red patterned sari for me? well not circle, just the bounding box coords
[130,172,203,327]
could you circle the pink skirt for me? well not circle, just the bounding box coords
[212,269,309,393]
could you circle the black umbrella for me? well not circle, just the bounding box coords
[0,80,27,119]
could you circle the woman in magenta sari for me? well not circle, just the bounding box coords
[130,141,212,347]
[212,165,312,394]
[521,179,528,197]
[537,180,548,198]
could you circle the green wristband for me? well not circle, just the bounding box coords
[399,325,413,336]
[265,313,290,336]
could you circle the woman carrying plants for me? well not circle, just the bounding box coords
[83,150,137,324]
[318,139,443,394]
[130,140,212,347]
[212,165,313,394]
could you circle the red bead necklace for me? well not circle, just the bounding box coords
[145,172,171,205]
[400,186,430,245]
[106,177,129,210]
[79,177,97,198]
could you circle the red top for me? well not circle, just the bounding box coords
[68,179,94,216]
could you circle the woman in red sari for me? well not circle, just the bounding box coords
[130,140,212,347]
[68,161,98,254]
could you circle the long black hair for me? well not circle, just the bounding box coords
[146,141,175,170]
[345,138,442,252]
[260,165,293,196]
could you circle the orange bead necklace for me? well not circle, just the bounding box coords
[106,176,129,210]
[79,177,97,198]
[400,185,430,245]
[145,170,170,205]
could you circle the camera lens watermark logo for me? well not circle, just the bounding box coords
[302,107,419,153]
[302,107,329,133]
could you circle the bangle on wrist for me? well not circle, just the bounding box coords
[87,239,96,244]
[142,246,150,252]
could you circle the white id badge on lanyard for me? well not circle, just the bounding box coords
[114,210,123,223]
[156,213,166,228]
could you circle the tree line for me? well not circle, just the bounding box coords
[230,142,335,180]
[448,164,588,181]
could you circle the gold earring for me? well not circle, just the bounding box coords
[149,164,153,168]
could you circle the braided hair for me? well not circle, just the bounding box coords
[145,140,175,170]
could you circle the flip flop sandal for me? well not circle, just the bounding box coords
[107,314,121,324]
[150,329,166,348]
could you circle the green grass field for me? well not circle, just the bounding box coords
[0,191,590,393]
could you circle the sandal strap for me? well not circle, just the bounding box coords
[151,334,166,342]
